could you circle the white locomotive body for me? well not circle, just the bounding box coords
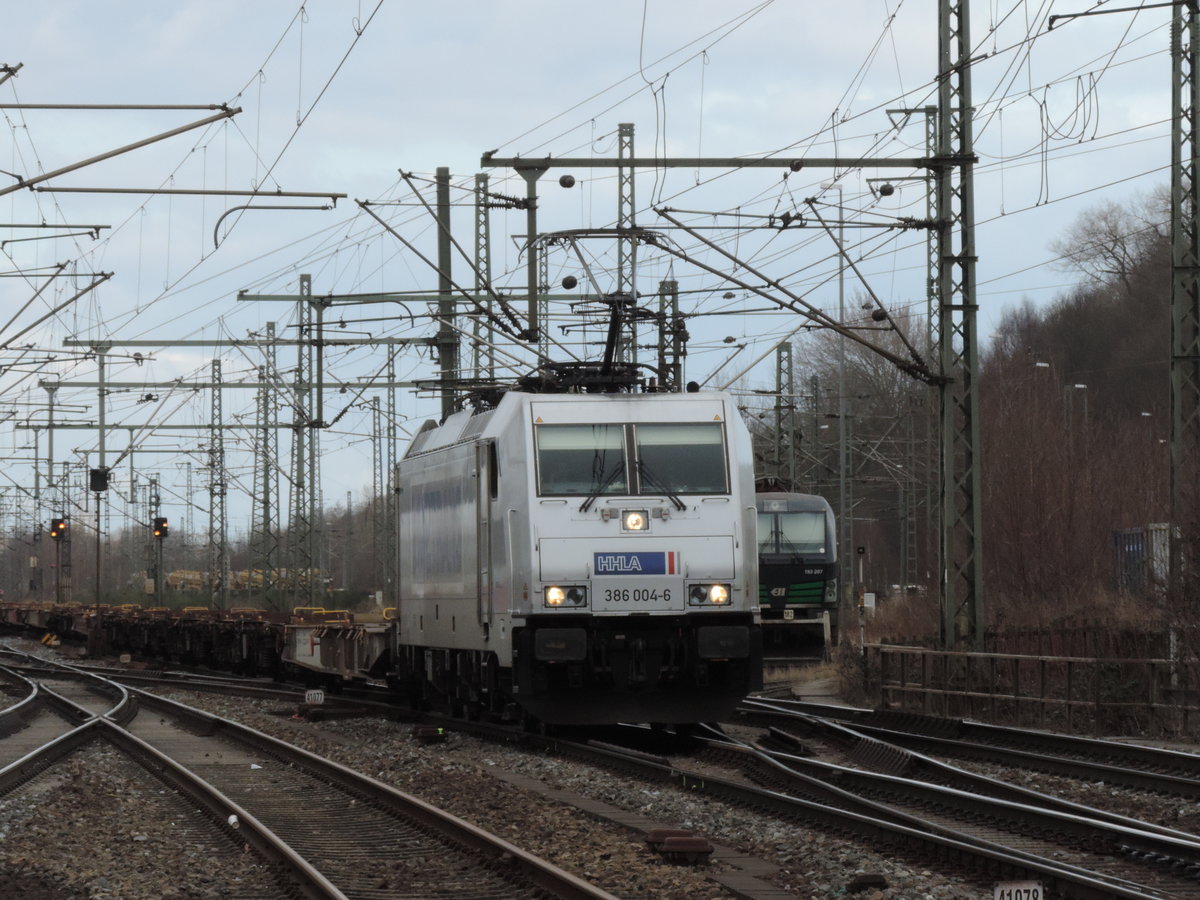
[395,389,762,725]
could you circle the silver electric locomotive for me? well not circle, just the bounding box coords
[395,389,762,725]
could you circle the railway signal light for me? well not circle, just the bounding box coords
[89,466,110,492]
[152,517,169,539]
[49,518,67,541]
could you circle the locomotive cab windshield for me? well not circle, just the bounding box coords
[535,421,728,499]
[758,508,827,557]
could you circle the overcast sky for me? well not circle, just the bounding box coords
[0,0,1174,536]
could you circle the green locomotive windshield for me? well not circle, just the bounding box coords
[758,511,827,555]
[535,424,627,495]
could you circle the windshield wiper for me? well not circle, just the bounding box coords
[579,461,626,512]
[637,460,687,511]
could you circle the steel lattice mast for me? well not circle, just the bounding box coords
[936,0,983,648]
[384,348,398,610]
[208,359,229,609]
[775,342,796,487]
[252,321,281,604]
[371,396,384,600]
[1172,1,1200,608]
[288,273,320,607]
[473,173,496,381]
[616,123,637,366]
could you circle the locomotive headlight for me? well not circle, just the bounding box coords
[621,509,649,532]
[544,585,587,608]
[688,583,732,606]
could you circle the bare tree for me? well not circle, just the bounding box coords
[1049,188,1168,299]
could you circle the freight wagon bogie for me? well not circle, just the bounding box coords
[279,623,391,692]
[393,645,510,721]
[78,613,286,678]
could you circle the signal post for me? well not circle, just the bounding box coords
[49,516,68,605]
[152,516,168,600]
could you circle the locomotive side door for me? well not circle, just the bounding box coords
[475,440,495,630]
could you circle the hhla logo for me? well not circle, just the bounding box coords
[596,554,643,573]
[593,551,678,575]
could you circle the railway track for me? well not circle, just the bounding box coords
[436,699,1200,898]
[0,669,299,897]
[18,642,1200,896]
[0,666,90,767]
[695,723,1200,897]
[0,651,618,900]
[723,698,1200,896]
[743,696,1200,797]
[422,715,1188,897]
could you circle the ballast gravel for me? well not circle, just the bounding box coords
[11,641,1193,898]
[0,744,284,899]
[135,689,989,899]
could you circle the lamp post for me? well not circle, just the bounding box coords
[1065,383,1088,457]
[1064,383,1088,427]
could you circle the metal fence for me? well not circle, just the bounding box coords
[864,644,1200,738]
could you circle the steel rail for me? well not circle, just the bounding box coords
[0,665,41,735]
[130,687,620,900]
[749,696,1200,781]
[2,660,348,900]
[694,723,1200,869]
[755,700,1200,800]
[96,717,349,900]
[437,714,1162,899]
[0,715,101,797]
[1,650,136,724]
[549,730,1153,899]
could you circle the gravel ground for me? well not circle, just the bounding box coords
[0,743,284,899]
[9,638,1191,899]
[0,671,988,898]
[940,752,1200,835]
[140,689,990,899]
